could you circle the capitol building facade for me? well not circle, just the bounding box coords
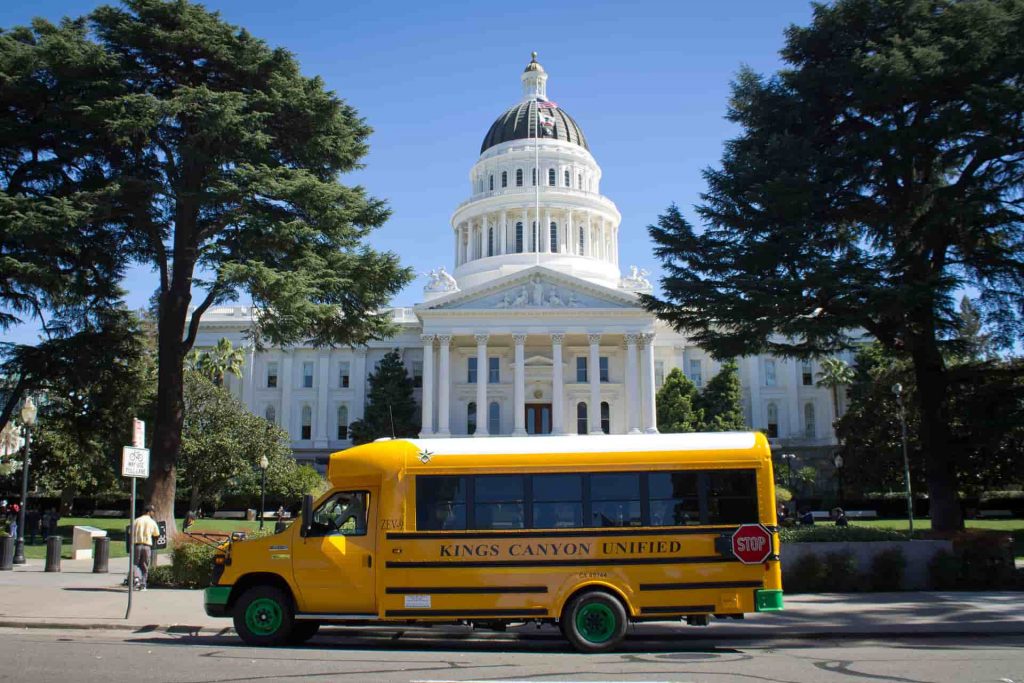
[195,56,851,471]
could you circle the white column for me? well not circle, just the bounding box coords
[454,227,461,266]
[280,352,293,439]
[475,334,489,437]
[563,209,571,253]
[588,333,603,435]
[437,335,451,437]
[522,208,529,252]
[314,351,330,446]
[419,335,435,437]
[625,334,641,434]
[551,333,565,435]
[500,210,507,255]
[512,334,527,435]
[641,333,658,433]
[352,349,367,422]
[790,359,802,438]
[585,212,592,257]
[463,224,471,264]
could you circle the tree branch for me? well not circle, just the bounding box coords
[182,283,222,352]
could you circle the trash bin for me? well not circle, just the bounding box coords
[92,536,109,573]
[0,535,13,570]
[44,535,62,572]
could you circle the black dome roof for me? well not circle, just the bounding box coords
[480,99,589,154]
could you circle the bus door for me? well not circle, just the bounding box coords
[292,488,377,615]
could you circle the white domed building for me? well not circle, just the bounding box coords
[196,55,850,472]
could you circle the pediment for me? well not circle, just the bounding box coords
[421,267,639,312]
[524,354,553,366]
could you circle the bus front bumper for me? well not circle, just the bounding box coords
[204,586,231,617]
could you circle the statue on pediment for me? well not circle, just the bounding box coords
[620,265,652,292]
[424,266,459,293]
[531,274,545,306]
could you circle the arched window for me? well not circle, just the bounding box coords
[550,221,558,252]
[467,402,477,435]
[766,403,778,438]
[487,226,494,257]
[515,222,524,253]
[578,226,585,255]
[501,170,508,188]
[337,405,349,440]
[564,169,570,187]
[576,402,588,435]
[264,405,276,424]
[548,168,556,186]
[488,402,500,435]
[804,403,816,438]
[515,169,523,187]
[489,174,494,191]
[600,401,610,434]
[301,405,312,440]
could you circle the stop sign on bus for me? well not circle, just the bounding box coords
[731,524,773,564]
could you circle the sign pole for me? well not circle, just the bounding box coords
[126,476,135,619]
[123,420,148,620]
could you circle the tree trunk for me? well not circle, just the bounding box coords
[59,487,76,517]
[910,338,962,532]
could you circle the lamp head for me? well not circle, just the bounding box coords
[259,455,269,470]
[20,397,37,427]
[891,382,903,397]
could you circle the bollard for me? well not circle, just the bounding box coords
[92,536,109,573]
[44,535,61,572]
[0,535,13,570]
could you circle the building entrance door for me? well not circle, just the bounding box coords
[525,403,552,435]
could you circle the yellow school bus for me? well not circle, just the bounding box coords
[204,433,783,652]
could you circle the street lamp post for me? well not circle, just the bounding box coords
[892,383,914,536]
[258,455,269,531]
[12,397,38,565]
[781,453,796,493]
[833,453,845,507]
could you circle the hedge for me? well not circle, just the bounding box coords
[779,526,910,543]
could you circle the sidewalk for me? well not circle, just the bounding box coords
[1,559,1022,639]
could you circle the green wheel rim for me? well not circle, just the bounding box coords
[245,597,284,636]
[575,602,616,644]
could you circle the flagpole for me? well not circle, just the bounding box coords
[534,94,540,266]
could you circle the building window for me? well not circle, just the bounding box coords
[599,356,609,382]
[488,357,500,383]
[301,405,312,440]
[549,222,558,252]
[576,356,587,383]
[338,361,350,388]
[655,360,665,387]
[532,168,536,186]
[532,221,538,251]
[600,401,610,434]
[302,361,314,388]
[468,357,478,384]
[766,402,778,438]
[576,402,588,435]
[564,169,570,187]
[487,226,494,257]
[266,362,278,389]
[548,168,556,186]
[802,360,813,386]
[804,403,816,438]
[489,175,493,191]
[501,170,508,188]
[765,360,776,387]
[488,401,500,435]
[412,360,423,388]
[578,226,585,255]
[578,173,582,189]
[467,402,477,435]
[515,169,523,187]
[515,222,524,253]
[688,359,702,387]
[337,405,348,440]
[264,405,276,424]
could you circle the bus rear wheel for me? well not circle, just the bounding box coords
[562,591,627,653]
[233,585,295,647]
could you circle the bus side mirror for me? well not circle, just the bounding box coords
[300,494,313,537]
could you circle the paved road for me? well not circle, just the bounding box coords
[0,626,1021,683]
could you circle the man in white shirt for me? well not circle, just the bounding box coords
[131,504,161,590]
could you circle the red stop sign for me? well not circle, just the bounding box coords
[731,524,773,564]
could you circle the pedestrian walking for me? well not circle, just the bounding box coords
[131,504,161,591]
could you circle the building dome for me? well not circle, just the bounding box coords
[480,100,589,154]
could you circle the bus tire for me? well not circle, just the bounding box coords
[233,585,295,647]
[562,590,627,653]
[288,621,320,645]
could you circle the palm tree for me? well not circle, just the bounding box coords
[193,338,245,386]
[816,357,855,423]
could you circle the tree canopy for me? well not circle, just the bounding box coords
[643,0,1024,531]
[655,368,703,433]
[655,362,745,433]
[349,350,419,445]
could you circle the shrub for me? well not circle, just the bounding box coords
[823,550,860,592]
[928,550,960,590]
[147,564,175,588]
[868,548,906,591]
[170,539,217,589]
[954,533,1015,589]
[780,526,908,543]
[784,552,826,593]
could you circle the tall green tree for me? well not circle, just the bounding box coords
[655,368,703,433]
[643,0,1024,531]
[348,350,419,445]
[1,1,413,530]
[697,359,746,431]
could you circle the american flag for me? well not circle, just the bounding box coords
[537,100,558,109]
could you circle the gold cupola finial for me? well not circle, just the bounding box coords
[524,51,544,73]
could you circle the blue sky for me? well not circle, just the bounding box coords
[2,0,815,344]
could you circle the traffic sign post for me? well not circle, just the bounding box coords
[121,437,150,619]
[731,523,773,565]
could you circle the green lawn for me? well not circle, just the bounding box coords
[20,517,262,560]
[860,518,1024,561]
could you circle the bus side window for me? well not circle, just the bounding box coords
[416,476,468,531]
[705,471,758,524]
[309,491,368,537]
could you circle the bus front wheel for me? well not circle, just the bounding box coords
[233,585,295,647]
[562,591,627,653]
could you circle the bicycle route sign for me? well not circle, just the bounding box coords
[121,446,150,479]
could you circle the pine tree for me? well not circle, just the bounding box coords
[349,351,420,445]
[655,368,703,433]
[697,360,745,431]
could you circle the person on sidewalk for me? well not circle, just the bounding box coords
[131,504,161,591]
